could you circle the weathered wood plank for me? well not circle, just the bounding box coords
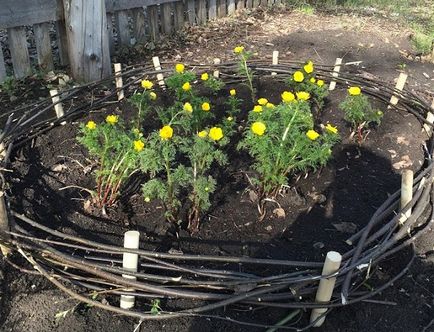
[56,20,69,66]
[7,27,31,78]
[209,0,217,19]
[0,0,180,29]
[246,0,253,8]
[218,0,227,18]
[0,46,7,83]
[197,0,207,24]
[187,0,196,25]
[106,13,115,54]
[116,10,131,46]
[227,0,236,14]
[236,0,245,10]
[173,1,185,30]
[147,5,160,41]
[252,0,260,7]
[132,8,146,43]
[63,0,111,82]
[34,22,54,71]
[161,2,173,35]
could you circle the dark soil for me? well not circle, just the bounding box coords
[1,8,434,332]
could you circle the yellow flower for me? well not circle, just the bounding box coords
[230,89,236,96]
[106,115,118,125]
[234,46,244,54]
[160,125,173,140]
[141,80,153,89]
[149,92,157,100]
[377,111,383,116]
[209,127,224,141]
[310,77,316,83]
[303,61,314,74]
[306,129,320,141]
[184,102,193,113]
[144,196,151,203]
[198,130,208,138]
[133,140,145,152]
[86,121,96,130]
[227,116,233,121]
[253,105,263,113]
[201,73,209,81]
[293,71,304,82]
[325,123,338,134]
[266,103,275,108]
[182,82,191,91]
[257,98,268,106]
[251,122,266,136]
[202,102,211,112]
[175,63,185,73]
[348,86,361,96]
[317,80,325,87]
[296,91,310,101]
[281,91,295,103]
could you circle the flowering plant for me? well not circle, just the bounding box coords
[234,46,255,102]
[239,92,339,218]
[339,86,383,143]
[77,116,145,211]
[286,61,329,110]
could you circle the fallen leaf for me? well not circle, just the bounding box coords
[333,222,357,233]
[388,149,397,158]
[393,155,413,170]
[83,199,91,211]
[273,208,286,218]
[52,164,68,172]
[396,136,410,145]
[248,190,258,203]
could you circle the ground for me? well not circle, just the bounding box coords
[1,6,434,332]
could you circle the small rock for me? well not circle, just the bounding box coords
[313,242,324,249]
[273,208,286,218]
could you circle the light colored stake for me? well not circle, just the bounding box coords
[114,63,124,101]
[310,251,342,327]
[422,99,434,136]
[271,50,279,76]
[0,143,10,256]
[399,169,413,223]
[328,58,342,91]
[389,72,408,106]
[213,58,221,78]
[152,56,165,88]
[50,90,66,125]
[120,230,140,309]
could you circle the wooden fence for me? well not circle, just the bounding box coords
[0,0,281,82]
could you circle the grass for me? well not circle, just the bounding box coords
[287,0,434,55]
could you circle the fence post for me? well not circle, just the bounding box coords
[310,251,342,327]
[120,231,140,309]
[62,0,111,82]
[328,58,342,91]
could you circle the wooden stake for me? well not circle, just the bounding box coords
[271,50,279,76]
[0,142,10,257]
[422,99,434,137]
[213,58,221,78]
[120,231,140,309]
[114,63,124,101]
[310,251,342,327]
[50,90,66,125]
[328,58,342,91]
[389,72,407,106]
[400,169,413,222]
[152,56,165,88]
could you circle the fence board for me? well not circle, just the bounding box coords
[253,0,260,7]
[56,20,69,66]
[187,0,196,25]
[197,0,207,24]
[173,1,185,30]
[116,10,131,46]
[227,0,236,14]
[161,3,173,35]
[7,27,31,78]
[246,0,253,8]
[0,46,6,82]
[0,0,179,29]
[106,13,115,53]
[147,5,160,41]
[208,0,217,19]
[34,22,54,71]
[237,0,245,10]
[218,0,227,17]
[132,8,146,43]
